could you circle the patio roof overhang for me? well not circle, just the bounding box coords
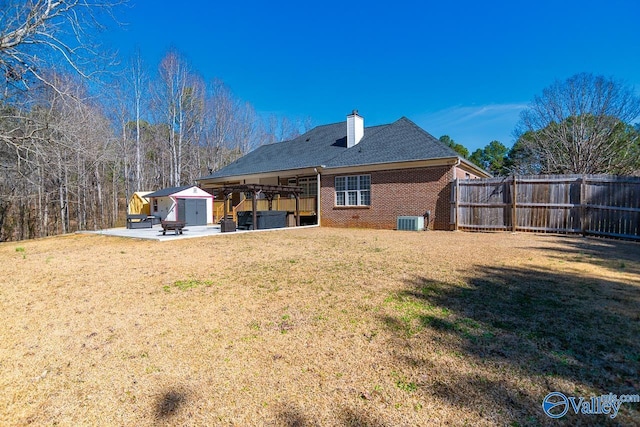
[219,183,303,197]
[197,167,319,187]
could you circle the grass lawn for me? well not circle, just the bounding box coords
[0,228,639,426]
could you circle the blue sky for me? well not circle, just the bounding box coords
[106,0,640,152]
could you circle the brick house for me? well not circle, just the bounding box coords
[197,111,490,230]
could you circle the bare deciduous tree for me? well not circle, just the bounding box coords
[130,50,147,190]
[205,79,236,171]
[517,73,640,174]
[0,0,125,240]
[0,70,118,240]
[202,79,263,171]
[0,24,308,240]
[0,0,124,93]
[153,50,205,186]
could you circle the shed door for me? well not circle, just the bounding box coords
[177,198,207,226]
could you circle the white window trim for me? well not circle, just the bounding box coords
[288,176,318,198]
[335,174,371,207]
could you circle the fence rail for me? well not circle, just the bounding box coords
[451,174,640,240]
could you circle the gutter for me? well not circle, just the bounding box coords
[320,157,460,175]
[457,157,492,178]
[314,166,324,225]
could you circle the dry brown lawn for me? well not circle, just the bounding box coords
[1,228,639,426]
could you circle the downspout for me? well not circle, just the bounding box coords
[314,167,323,226]
[450,158,461,231]
[453,157,461,176]
[423,158,459,231]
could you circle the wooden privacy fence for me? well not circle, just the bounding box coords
[451,174,640,240]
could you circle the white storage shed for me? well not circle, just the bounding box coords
[146,185,214,225]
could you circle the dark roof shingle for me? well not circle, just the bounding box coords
[201,122,352,179]
[146,185,193,198]
[324,117,459,168]
[198,117,461,180]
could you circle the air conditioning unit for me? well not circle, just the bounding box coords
[397,216,424,231]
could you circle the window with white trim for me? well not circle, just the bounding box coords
[335,175,370,206]
[288,177,317,198]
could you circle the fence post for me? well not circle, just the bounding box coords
[511,175,517,232]
[580,175,586,236]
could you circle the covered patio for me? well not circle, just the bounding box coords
[219,184,303,231]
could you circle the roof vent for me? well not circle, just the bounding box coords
[347,110,364,148]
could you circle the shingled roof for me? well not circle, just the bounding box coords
[325,117,459,168]
[198,117,462,180]
[146,185,193,198]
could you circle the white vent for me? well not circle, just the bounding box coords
[397,216,424,231]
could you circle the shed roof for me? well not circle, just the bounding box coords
[131,191,152,199]
[146,185,193,198]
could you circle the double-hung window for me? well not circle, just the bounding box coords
[288,177,317,198]
[335,175,370,206]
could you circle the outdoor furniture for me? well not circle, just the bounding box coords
[236,211,252,230]
[126,214,154,229]
[219,184,302,231]
[160,220,186,235]
[236,210,287,230]
[220,219,236,233]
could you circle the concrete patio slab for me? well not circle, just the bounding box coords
[82,224,317,241]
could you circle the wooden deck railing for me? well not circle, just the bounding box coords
[214,201,226,223]
[213,197,316,223]
[232,199,249,223]
[241,197,316,213]
[213,199,247,223]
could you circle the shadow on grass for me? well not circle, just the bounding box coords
[529,234,640,277]
[382,254,640,425]
[338,407,385,427]
[274,404,385,427]
[155,389,187,419]
[275,403,315,427]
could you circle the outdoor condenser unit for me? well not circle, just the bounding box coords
[396,216,425,231]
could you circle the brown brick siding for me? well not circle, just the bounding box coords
[455,167,470,179]
[320,166,454,230]
[455,165,485,180]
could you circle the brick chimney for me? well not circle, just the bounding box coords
[346,110,364,148]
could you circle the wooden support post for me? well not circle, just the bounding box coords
[223,192,229,221]
[252,190,257,231]
[511,175,517,232]
[295,194,300,226]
